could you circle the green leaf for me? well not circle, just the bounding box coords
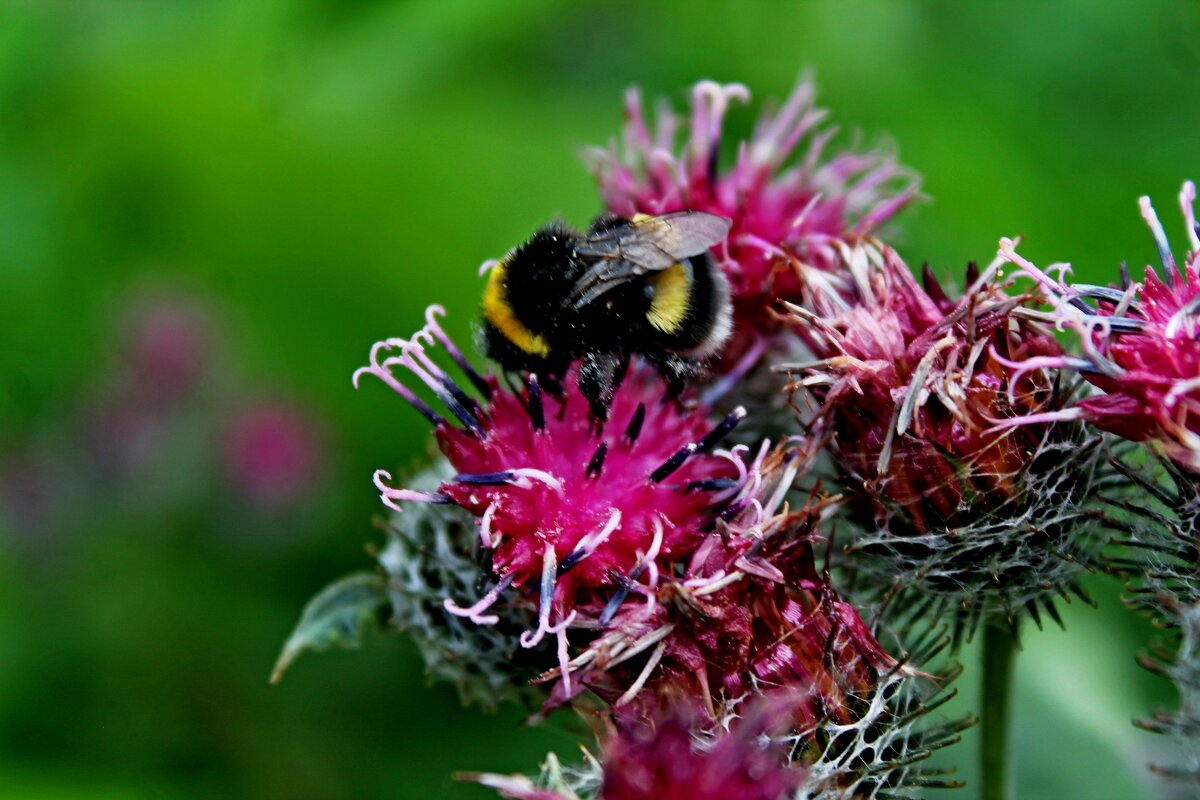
[271,572,389,684]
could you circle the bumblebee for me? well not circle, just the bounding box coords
[481,211,733,420]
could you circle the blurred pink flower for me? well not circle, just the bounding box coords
[84,292,214,477]
[120,292,212,408]
[222,401,322,510]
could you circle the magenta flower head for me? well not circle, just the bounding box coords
[475,672,966,800]
[353,308,914,740]
[779,241,1107,640]
[354,306,747,690]
[221,400,322,511]
[999,182,1200,782]
[550,443,906,732]
[119,290,212,409]
[474,699,805,800]
[998,181,1200,473]
[600,703,803,800]
[588,76,919,365]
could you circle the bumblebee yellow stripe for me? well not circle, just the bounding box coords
[647,262,691,334]
[483,260,551,358]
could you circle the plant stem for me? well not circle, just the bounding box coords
[981,623,1016,800]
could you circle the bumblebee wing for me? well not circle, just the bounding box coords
[569,211,731,310]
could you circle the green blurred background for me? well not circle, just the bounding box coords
[0,1,1197,797]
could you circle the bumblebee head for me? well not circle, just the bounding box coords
[482,256,552,360]
[480,223,583,368]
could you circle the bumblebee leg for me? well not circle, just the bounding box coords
[651,354,703,403]
[578,351,622,422]
[611,352,631,394]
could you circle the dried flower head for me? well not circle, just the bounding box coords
[779,241,1107,641]
[999,180,1200,473]
[588,76,918,368]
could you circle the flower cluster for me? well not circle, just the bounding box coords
[278,77,1023,798]
[354,307,901,719]
[338,301,962,794]
[778,240,1108,641]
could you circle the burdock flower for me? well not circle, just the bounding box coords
[477,658,966,800]
[355,307,916,743]
[354,306,747,690]
[221,400,322,512]
[1000,182,1200,781]
[779,240,1107,640]
[998,180,1200,473]
[520,442,970,799]
[588,76,918,369]
[474,700,805,800]
[550,442,904,732]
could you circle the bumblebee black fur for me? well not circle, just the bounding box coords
[481,211,733,420]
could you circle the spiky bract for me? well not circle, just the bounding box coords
[779,241,1107,642]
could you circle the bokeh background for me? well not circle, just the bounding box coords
[1,1,1197,797]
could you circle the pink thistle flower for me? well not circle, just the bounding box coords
[597,703,804,800]
[354,306,745,684]
[473,677,966,799]
[1000,181,1200,781]
[999,180,1200,473]
[475,700,804,800]
[780,241,1106,638]
[221,400,323,511]
[119,291,212,410]
[588,76,919,364]
[84,291,214,479]
[547,444,906,730]
[783,242,1060,530]
[358,321,905,726]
